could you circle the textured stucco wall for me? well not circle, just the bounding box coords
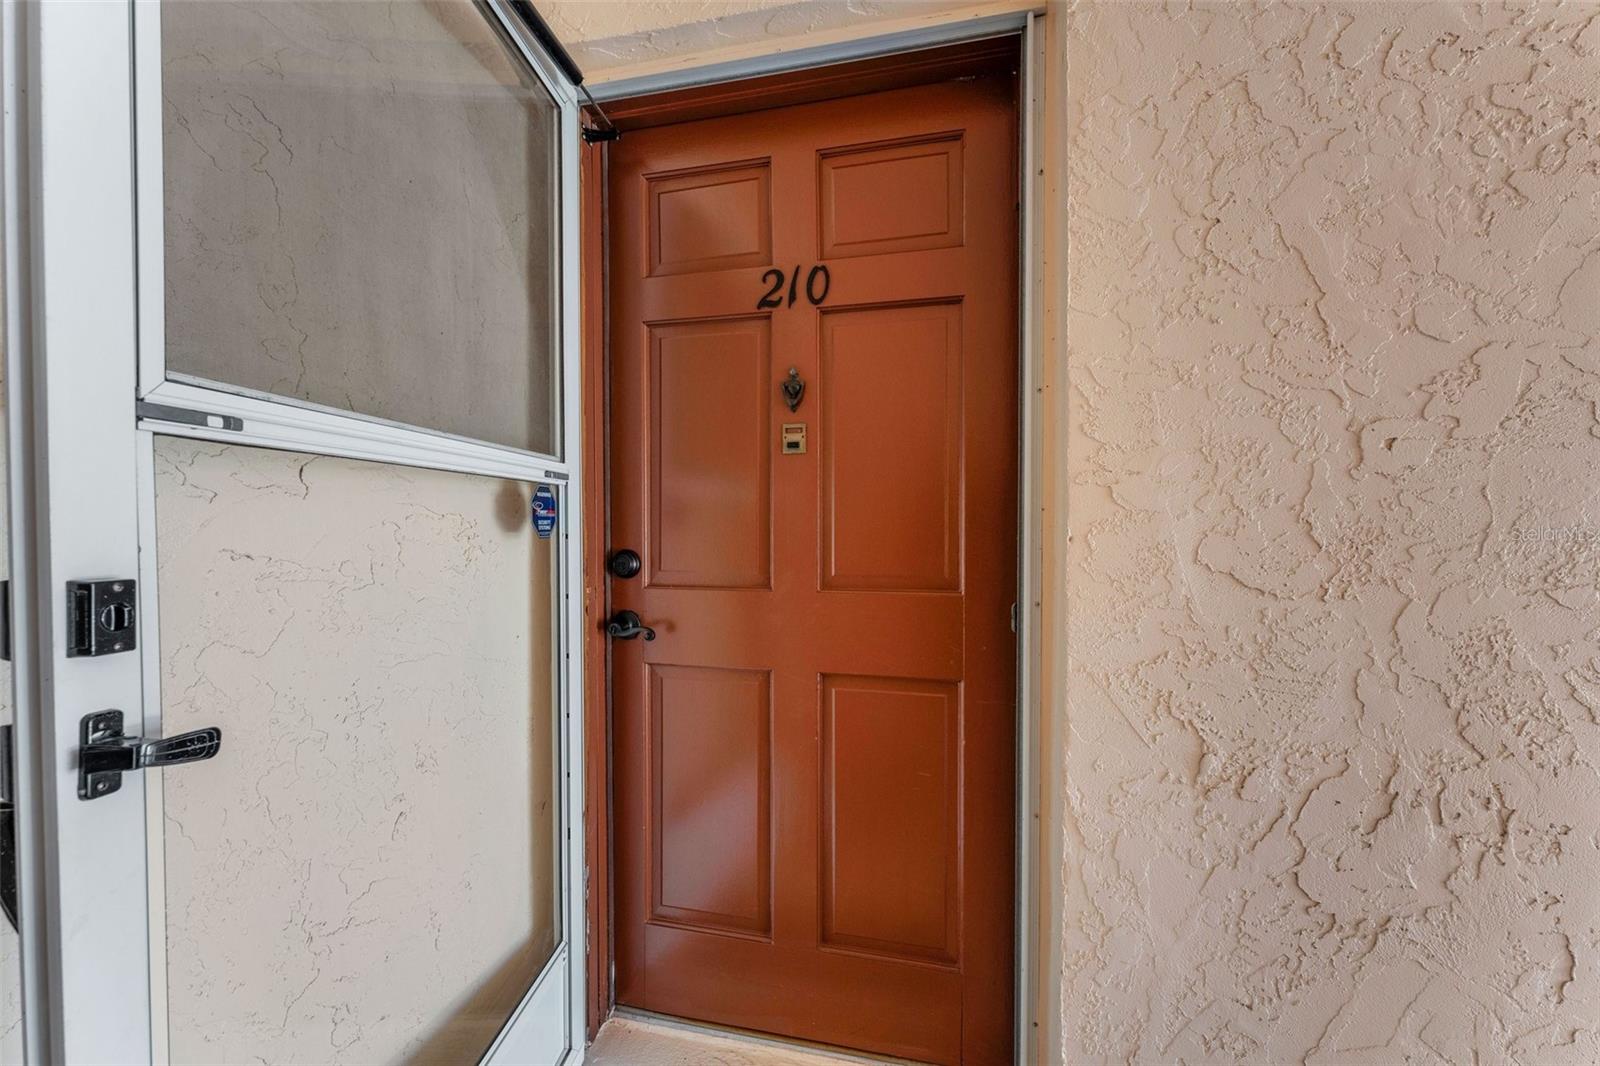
[535,0,1025,76]
[534,0,801,59]
[1065,2,1600,1062]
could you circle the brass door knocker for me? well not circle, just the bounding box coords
[781,367,805,413]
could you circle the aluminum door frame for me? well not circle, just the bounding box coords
[5,1,588,1061]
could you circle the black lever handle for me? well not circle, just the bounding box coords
[606,610,656,641]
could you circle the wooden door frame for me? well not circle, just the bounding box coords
[579,14,1050,1060]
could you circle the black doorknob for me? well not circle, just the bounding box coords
[605,610,655,641]
[608,549,642,579]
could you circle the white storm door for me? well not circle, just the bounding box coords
[19,1,585,1063]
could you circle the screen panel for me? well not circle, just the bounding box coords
[153,437,560,1064]
[161,0,562,455]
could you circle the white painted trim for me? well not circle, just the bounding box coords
[139,379,572,485]
[554,80,590,1066]
[584,3,1040,100]
[1036,7,1065,1063]
[24,2,152,1060]
[0,1,50,1058]
[1015,16,1045,1063]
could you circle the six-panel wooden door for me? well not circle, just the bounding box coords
[608,73,1018,1064]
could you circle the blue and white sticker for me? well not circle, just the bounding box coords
[531,483,558,539]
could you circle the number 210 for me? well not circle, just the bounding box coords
[757,264,831,309]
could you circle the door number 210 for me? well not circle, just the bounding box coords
[757,264,831,309]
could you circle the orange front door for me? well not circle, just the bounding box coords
[607,73,1018,1065]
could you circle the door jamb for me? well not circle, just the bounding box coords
[579,136,612,1047]
[579,10,1050,1061]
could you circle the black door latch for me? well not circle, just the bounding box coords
[79,710,221,800]
[67,579,137,657]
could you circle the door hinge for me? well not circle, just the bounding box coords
[1011,602,1018,633]
[67,579,137,657]
[79,710,221,800]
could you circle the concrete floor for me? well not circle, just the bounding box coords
[586,1014,891,1065]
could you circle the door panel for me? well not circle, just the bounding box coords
[820,302,962,592]
[648,318,772,589]
[611,73,1017,1065]
[649,665,771,937]
[821,675,959,964]
[819,134,965,259]
[647,162,773,277]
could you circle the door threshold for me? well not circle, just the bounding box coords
[608,1007,925,1064]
